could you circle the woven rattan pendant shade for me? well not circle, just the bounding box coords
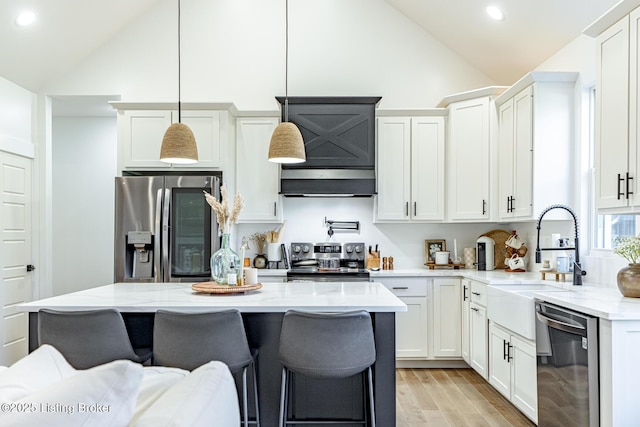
[160,122,198,164]
[268,122,305,163]
[159,0,198,164]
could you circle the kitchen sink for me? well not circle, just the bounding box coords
[487,284,568,340]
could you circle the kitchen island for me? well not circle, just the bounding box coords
[18,281,406,427]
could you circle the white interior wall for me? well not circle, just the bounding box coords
[44,0,495,110]
[52,116,117,295]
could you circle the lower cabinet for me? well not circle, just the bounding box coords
[379,278,429,359]
[432,278,461,358]
[488,321,538,423]
[461,279,489,379]
[379,277,461,361]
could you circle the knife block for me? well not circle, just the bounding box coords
[366,251,380,270]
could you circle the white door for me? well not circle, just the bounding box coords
[0,152,32,365]
[432,278,461,358]
[469,302,488,379]
[411,117,445,221]
[376,117,411,221]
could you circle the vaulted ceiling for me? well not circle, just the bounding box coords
[0,0,620,93]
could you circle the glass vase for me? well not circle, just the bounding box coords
[210,233,240,285]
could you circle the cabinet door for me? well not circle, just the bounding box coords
[448,98,490,220]
[395,296,429,359]
[631,8,640,207]
[432,278,461,358]
[498,99,515,219]
[510,334,538,423]
[376,117,411,220]
[469,302,488,379]
[596,16,630,210]
[236,118,282,222]
[122,110,172,169]
[411,117,445,221]
[461,280,470,363]
[179,111,221,168]
[512,87,533,218]
[488,323,511,399]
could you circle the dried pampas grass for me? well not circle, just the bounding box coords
[203,185,244,234]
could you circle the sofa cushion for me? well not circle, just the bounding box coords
[0,344,76,402]
[0,359,142,427]
[129,366,189,425]
[132,361,240,427]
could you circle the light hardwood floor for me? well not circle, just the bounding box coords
[396,368,536,427]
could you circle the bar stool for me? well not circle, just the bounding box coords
[152,309,260,427]
[278,310,376,426]
[38,308,153,369]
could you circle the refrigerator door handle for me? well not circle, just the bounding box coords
[162,188,171,282]
[154,188,163,283]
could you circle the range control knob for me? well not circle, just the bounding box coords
[345,245,353,253]
[355,245,363,253]
[292,245,301,253]
[302,245,310,253]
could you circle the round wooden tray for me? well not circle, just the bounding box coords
[191,282,263,294]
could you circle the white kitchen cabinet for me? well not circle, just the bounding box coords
[469,280,488,379]
[461,280,470,363]
[236,117,283,222]
[446,97,492,221]
[432,278,461,358]
[589,9,640,212]
[378,278,429,359]
[488,321,537,423]
[495,72,577,220]
[461,279,488,379]
[375,114,445,222]
[112,102,233,171]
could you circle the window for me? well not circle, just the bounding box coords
[590,86,640,249]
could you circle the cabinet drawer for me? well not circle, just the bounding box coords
[470,281,487,306]
[379,278,427,297]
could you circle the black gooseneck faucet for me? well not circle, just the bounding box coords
[535,204,587,286]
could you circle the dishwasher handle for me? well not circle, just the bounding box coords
[536,311,586,336]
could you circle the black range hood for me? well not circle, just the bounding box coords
[276,96,381,197]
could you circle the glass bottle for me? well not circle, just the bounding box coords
[210,233,240,285]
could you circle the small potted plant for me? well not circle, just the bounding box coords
[251,232,268,269]
[613,235,640,297]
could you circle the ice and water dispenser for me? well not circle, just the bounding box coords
[126,231,154,280]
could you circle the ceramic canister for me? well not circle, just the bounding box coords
[463,247,476,269]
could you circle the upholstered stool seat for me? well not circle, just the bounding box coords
[278,310,376,426]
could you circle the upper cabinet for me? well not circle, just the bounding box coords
[111,102,234,172]
[494,72,578,221]
[441,88,505,222]
[375,111,446,222]
[235,116,283,223]
[586,7,640,212]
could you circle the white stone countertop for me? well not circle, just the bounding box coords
[17,281,407,314]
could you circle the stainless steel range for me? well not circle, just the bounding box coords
[287,242,370,282]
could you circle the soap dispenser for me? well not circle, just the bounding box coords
[556,238,569,273]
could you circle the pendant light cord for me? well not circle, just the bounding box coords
[177,0,182,123]
[284,0,289,121]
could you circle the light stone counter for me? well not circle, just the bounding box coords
[18,281,407,314]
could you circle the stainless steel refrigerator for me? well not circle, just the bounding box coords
[114,174,221,283]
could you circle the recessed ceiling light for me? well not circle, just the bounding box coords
[16,11,36,26]
[486,5,504,21]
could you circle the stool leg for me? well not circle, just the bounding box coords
[252,361,260,426]
[367,367,376,427]
[243,367,249,427]
[279,367,287,427]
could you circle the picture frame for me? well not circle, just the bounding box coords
[425,239,446,264]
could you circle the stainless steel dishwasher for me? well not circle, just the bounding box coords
[535,301,599,427]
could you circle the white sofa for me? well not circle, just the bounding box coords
[0,345,240,427]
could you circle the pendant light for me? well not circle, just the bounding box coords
[268,0,306,164]
[160,0,198,164]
